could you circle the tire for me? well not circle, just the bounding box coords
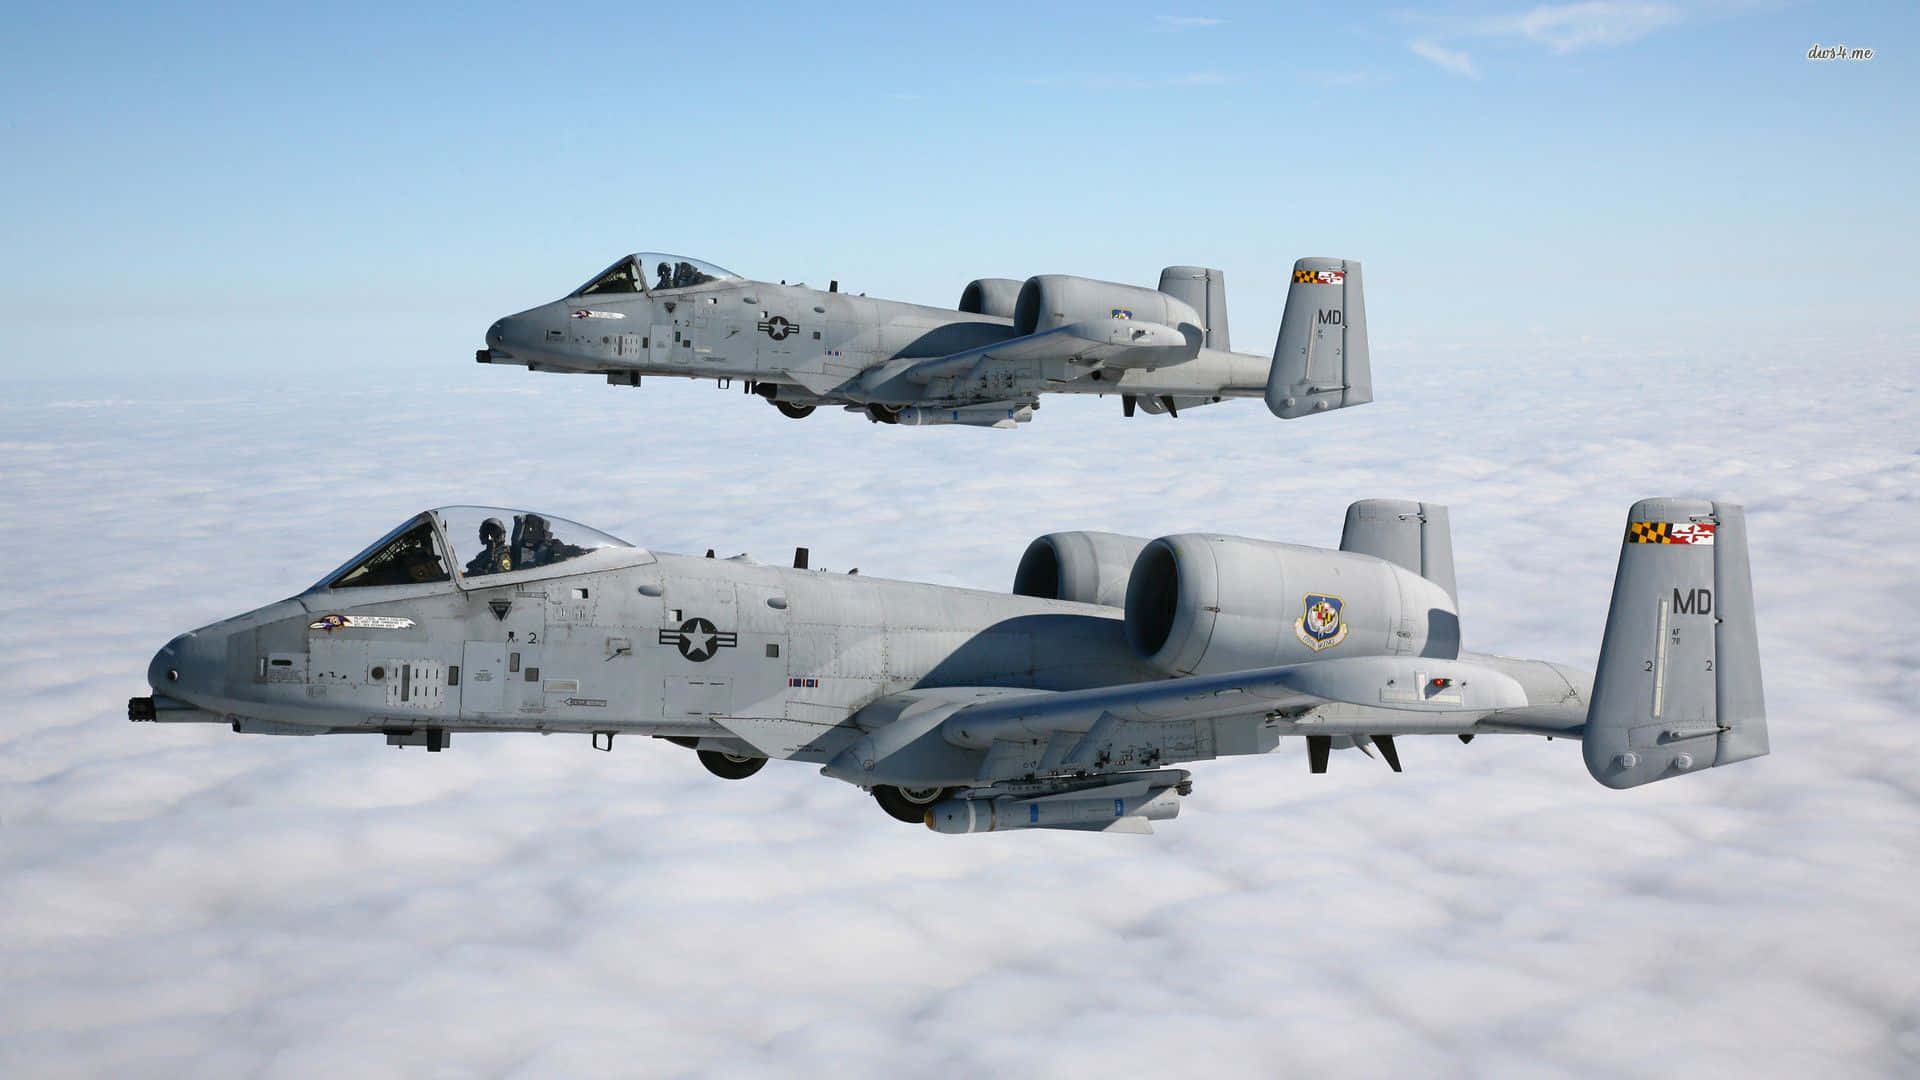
[873,783,949,823]
[698,748,767,780]
[773,401,815,419]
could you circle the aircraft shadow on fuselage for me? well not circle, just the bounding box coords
[911,612,1146,691]
[891,321,1014,360]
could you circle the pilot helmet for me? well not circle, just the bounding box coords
[480,517,506,544]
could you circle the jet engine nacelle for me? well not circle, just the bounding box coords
[1013,275,1204,339]
[959,278,1024,319]
[1012,531,1150,608]
[1123,535,1461,677]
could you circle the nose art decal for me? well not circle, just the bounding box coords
[310,614,416,632]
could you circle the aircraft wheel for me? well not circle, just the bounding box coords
[873,783,949,823]
[698,748,767,780]
[773,401,815,419]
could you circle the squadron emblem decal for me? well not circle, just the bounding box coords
[659,617,738,662]
[1294,594,1348,651]
[757,315,798,341]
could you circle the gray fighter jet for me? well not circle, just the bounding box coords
[132,499,1766,833]
[476,254,1372,428]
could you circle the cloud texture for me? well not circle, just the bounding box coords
[1408,1,1685,77]
[3,329,1919,1077]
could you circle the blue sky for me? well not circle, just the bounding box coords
[2,2,1913,377]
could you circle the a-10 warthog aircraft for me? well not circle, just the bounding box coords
[132,499,1768,833]
[475,253,1372,429]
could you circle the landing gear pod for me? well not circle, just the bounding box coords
[875,784,951,822]
[698,748,767,780]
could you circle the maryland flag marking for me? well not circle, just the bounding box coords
[1627,521,1717,546]
[1293,269,1346,285]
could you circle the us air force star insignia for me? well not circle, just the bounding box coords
[757,316,797,341]
[658,617,738,662]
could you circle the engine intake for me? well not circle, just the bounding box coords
[1124,535,1460,676]
[959,278,1023,319]
[1012,531,1149,608]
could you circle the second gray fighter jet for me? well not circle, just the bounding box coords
[477,254,1371,429]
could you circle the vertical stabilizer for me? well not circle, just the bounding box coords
[1158,266,1230,352]
[1266,258,1370,419]
[1340,499,1457,606]
[1584,499,1769,789]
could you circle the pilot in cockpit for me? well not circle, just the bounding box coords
[511,513,587,570]
[656,261,673,290]
[464,517,512,577]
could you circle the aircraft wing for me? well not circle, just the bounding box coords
[936,655,1533,751]
[861,318,1200,390]
[817,656,1553,789]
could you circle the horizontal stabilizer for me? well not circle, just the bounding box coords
[1584,499,1768,788]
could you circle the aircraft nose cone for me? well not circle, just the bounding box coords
[150,631,223,703]
[149,633,188,691]
[486,310,550,357]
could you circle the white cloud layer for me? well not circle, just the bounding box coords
[1409,1,1685,77]
[4,325,1919,1076]
[1153,15,1226,31]
[1489,1,1682,52]
[1411,40,1481,79]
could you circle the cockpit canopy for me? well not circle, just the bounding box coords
[318,507,635,590]
[573,253,741,297]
